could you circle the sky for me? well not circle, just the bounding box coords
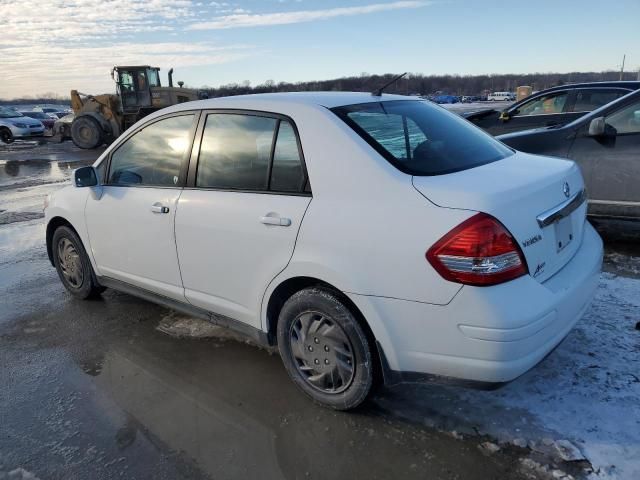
[1,0,639,99]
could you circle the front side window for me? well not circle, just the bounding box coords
[571,90,627,112]
[516,92,568,116]
[332,100,512,176]
[197,114,277,190]
[606,100,640,134]
[108,114,194,187]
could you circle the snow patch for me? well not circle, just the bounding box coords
[377,272,640,479]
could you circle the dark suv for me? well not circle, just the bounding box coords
[464,81,640,135]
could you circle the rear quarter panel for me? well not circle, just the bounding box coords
[268,106,470,308]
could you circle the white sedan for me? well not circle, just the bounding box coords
[44,92,603,409]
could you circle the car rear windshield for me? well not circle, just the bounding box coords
[331,100,513,175]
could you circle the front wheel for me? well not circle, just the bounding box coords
[71,116,103,149]
[0,128,13,144]
[52,226,105,299]
[277,287,374,410]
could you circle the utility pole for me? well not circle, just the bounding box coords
[619,54,626,80]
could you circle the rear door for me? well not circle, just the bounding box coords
[175,111,311,328]
[568,96,640,219]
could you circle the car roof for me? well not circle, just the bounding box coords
[165,91,414,113]
[534,81,640,94]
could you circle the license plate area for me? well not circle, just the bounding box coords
[554,216,573,252]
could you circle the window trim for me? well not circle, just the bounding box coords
[103,110,201,189]
[185,108,311,196]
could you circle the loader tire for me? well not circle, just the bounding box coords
[71,116,104,149]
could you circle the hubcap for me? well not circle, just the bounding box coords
[289,311,355,393]
[57,237,84,288]
[79,125,91,141]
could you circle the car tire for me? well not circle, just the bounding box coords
[277,287,374,410]
[0,128,13,144]
[71,116,103,149]
[52,226,105,299]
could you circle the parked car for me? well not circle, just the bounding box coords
[433,94,459,104]
[0,106,45,142]
[33,106,70,119]
[466,81,640,135]
[20,111,55,130]
[487,92,515,101]
[499,89,640,220]
[461,95,481,103]
[44,93,602,409]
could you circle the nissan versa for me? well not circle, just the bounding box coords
[44,93,603,409]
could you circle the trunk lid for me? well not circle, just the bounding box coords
[413,152,587,283]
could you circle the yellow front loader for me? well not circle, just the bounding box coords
[66,66,199,149]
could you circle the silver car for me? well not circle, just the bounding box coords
[0,107,45,142]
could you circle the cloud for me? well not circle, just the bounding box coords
[2,42,253,98]
[0,0,251,98]
[188,1,430,30]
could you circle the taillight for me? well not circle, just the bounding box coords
[426,213,528,286]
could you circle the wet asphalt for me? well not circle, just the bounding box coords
[1,138,638,480]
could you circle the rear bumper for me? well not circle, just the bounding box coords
[349,222,603,384]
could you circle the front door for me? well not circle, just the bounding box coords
[568,98,640,219]
[85,113,197,300]
[175,112,311,327]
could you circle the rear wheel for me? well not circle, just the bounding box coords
[277,287,374,410]
[71,116,103,149]
[52,226,104,299]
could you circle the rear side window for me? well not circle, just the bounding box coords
[108,114,194,186]
[270,121,305,192]
[571,90,627,112]
[197,114,276,190]
[196,113,307,193]
[332,100,512,176]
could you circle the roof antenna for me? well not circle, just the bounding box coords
[372,72,407,97]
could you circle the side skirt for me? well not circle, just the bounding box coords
[97,276,272,347]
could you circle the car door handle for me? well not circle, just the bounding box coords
[260,215,291,227]
[151,203,170,214]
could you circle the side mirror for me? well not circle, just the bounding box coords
[74,166,98,187]
[499,110,510,121]
[588,117,606,137]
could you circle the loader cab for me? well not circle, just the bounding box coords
[114,66,161,111]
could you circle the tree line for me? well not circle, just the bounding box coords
[200,70,638,98]
[3,70,638,104]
